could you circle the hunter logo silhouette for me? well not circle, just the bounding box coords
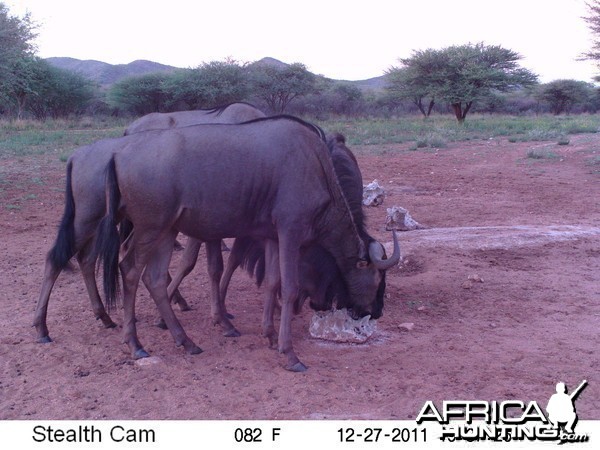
[546,380,588,434]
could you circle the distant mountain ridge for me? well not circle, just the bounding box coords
[45,56,386,90]
[45,57,178,86]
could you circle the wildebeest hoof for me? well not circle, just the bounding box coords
[223,328,241,338]
[134,349,150,359]
[155,318,168,330]
[96,315,117,328]
[188,345,203,355]
[286,362,308,372]
[37,335,53,344]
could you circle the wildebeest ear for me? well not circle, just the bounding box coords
[356,259,369,269]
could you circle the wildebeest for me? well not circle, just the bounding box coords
[95,116,399,371]
[124,102,265,135]
[210,133,399,344]
[32,103,265,343]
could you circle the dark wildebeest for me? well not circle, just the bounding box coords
[95,116,399,371]
[32,103,266,343]
[123,102,265,135]
[212,133,399,344]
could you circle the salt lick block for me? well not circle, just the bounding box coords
[309,308,377,343]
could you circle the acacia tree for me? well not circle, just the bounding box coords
[0,2,37,116]
[248,62,316,113]
[387,43,538,122]
[109,72,170,115]
[386,49,440,117]
[534,79,593,115]
[582,1,600,68]
[161,60,249,110]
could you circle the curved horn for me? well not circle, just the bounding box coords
[369,231,400,270]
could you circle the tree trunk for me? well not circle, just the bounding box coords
[452,101,473,123]
[451,103,464,123]
[414,97,427,117]
[415,97,435,118]
[426,99,435,117]
[462,101,473,120]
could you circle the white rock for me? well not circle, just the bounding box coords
[135,356,164,367]
[385,206,424,231]
[363,180,385,206]
[398,322,415,331]
[309,309,377,343]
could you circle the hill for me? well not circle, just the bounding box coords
[45,57,178,86]
[45,56,386,91]
[253,57,387,92]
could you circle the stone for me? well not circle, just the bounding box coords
[468,274,484,283]
[135,356,164,367]
[363,180,385,206]
[309,309,377,343]
[385,206,424,231]
[398,322,415,331]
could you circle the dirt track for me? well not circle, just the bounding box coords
[1,134,599,419]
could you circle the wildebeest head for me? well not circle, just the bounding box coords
[318,134,400,319]
[296,233,399,320]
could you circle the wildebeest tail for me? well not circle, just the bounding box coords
[94,156,121,311]
[48,160,76,270]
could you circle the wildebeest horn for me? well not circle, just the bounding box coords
[369,231,400,270]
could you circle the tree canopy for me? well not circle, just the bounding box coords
[582,1,600,66]
[1,3,94,118]
[161,60,249,111]
[386,43,538,122]
[247,62,316,113]
[1,2,37,117]
[534,79,594,115]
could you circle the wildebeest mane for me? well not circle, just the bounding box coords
[327,133,367,241]
[234,237,267,287]
[241,115,327,142]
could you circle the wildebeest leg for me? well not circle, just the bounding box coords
[76,241,117,329]
[218,239,246,319]
[206,240,240,337]
[118,244,149,359]
[153,238,201,329]
[33,236,115,343]
[277,232,307,372]
[262,240,280,348]
[169,274,191,311]
[154,271,190,329]
[32,257,62,343]
[166,238,201,303]
[142,234,203,355]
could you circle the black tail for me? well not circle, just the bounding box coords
[94,156,121,311]
[48,161,76,270]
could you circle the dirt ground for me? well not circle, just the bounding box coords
[1,133,599,420]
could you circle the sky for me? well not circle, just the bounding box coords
[5,0,600,83]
